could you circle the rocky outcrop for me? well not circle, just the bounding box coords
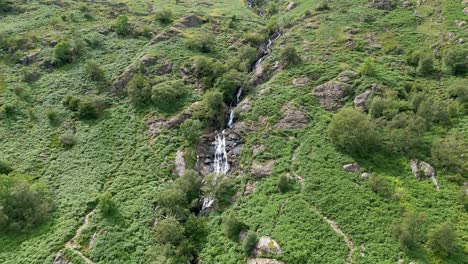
[343,163,361,173]
[112,54,163,93]
[354,90,372,111]
[247,258,285,264]
[274,105,309,130]
[173,150,187,177]
[286,2,297,11]
[369,0,396,10]
[237,98,252,113]
[18,50,40,65]
[252,236,282,257]
[150,28,182,44]
[244,180,256,196]
[292,77,310,86]
[410,159,440,191]
[173,15,205,29]
[53,251,71,264]
[146,102,199,138]
[336,70,359,84]
[313,80,350,112]
[251,160,275,178]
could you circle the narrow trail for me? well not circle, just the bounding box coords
[64,211,95,264]
[291,143,356,264]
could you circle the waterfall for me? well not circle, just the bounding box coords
[213,130,230,175]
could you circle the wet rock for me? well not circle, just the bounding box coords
[343,163,361,173]
[173,150,187,177]
[53,251,71,264]
[274,105,309,130]
[337,70,359,84]
[18,51,40,65]
[286,2,297,11]
[361,172,371,179]
[292,77,309,86]
[244,180,257,196]
[247,258,285,264]
[251,160,275,178]
[354,90,372,111]
[312,80,350,112]
[252,236,282,257]
[369,0,396,10]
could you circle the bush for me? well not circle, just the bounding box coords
[385,113,427,154]
[357,57,376,76]
[328,108,378,157]
[203,90,224,116]
[224,214,243,241]
[151,80,187,112]
[416,98,450,125]
[155,8,173,24]
[180,119,203,145]
[185,34,215,53]
[392,211,426,250]
[77,99,99,119]
[368,176,393,198]
[431,132,466,175]
[154,217,185,245]
[84,60,105,82]
[114,16,130,36]
[0,161,13,175]
[52,41,73,65]
[369,91,401,120]
[315,0,330,11]
[98,192,116,216]
[174,169,202,207]
[128,73,151,106]
[406,50,422,66]
[416,55,435,76]
[448,79,468,103]
[156,188,188,219]
[277,175,289,193]
[46,110,60,125]
[242,231,258,255]
[238,46,257,71]
[0,174,53,232]
[244,32,265,47]
[281,44,301,67]
[60,131,76,149]
[444,48,467,75]
[215,69,247,103]
[428,222,458,258]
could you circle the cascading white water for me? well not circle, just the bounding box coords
[213,130,230,175]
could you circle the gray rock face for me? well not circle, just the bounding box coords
[286,2,298,11]
[247,258,285,264]
[336,70,359,84]
[252,236,282,257]
[53,251,71,264]
[18,51,40,65]
[313,80,350,112]
[292,77,310,86]
[173,150,187,177]
[251,160,275,178]
[274,105,309,130]
[150,28,182,44]
[237,98,252,113]
[244,180,257,196]
[174,15,205,29]
[343,163,361,173]
[369,0,396,10]
[354,90,372,111]
[410,159,440,191]
[155,61,173,75]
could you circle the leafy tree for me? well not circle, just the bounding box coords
[183,215,208,253]
[0,161,13,175]
[77,99,99,119]
[428,222,459,258]
[431,132,466,175]
[385,113,427,154]
[98,192,116,216]
[60,131,76,149]
[416,55,435,76]
[448,79,468,103]
[156,188,188,219]
[215,69,246,103]
[151,80,187,112]
[238,46,257,71]
[368,176,393,198]
[328,108,378,157]
[315,0,330,11]
[180,119,203,145]
[358,57,376,76]
[224,213,243,241]
[444,47,467,75]
[392,211,426,250]
[281,44,301,67]
[0,174,52,232]
[277,174,289,193]
[115,16,130,36]
[174,169,202,207]
[52,41,73,65]
[203,90,224,116]
[242,231,258,255]
[154,216,185,245]
[85,60,105,82]
[127,73,151,106]
[416,98,450,125]
[406,50,422,66]
[185,33,215,53]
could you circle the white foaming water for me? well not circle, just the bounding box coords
[213,130,230,175]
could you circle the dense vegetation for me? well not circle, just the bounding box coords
[0,0,466,263]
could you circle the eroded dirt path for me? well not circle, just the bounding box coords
[63,211,95,264]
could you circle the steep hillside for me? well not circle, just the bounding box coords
[0,0,466,264]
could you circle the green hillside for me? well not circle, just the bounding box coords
[0,0,466,263]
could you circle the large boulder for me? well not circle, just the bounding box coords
[251,160,275,178]
[286,2,297,11]
[343,163,361,173]
[354,90,373,111]
[369,0,396,10]
[274,105,309,130]
[173,149,187,177]
[312,81,350,112]
[252,236,282,257]
[336,70,359,84]
[410,159,440,191]
[53,251,71,264]
[247,258,285,264]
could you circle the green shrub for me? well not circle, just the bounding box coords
[368,176,393,198]
[180,119,203,145]
[315,0,330,11]
[224,214,243,241]
[431,132,466,175]
[60,131,76,149]
[0,1,13,13]
[98,192,116,216]
[242,231,258,255]
[203,90,224,116]
[448,79,468,102]
[52,41,73,65]
[156,188,188,219]
[114,16,130,36]
[281,44,301,67]
[0,174,53,232]
[277,175,289,193]
[238,46,257,71]
[127,73,151,106]
[406,50,422,66]
[191,56,226,85]
[155,8,173,24]
[444,47,467,75]
[46,109,60,125]
[151,80,187,112]
[357,57,376,76]
[185,34,215,53]
[244,32,265,47]
[416,98,450,125]
[416,55,435,76]
[428,222,459,258]
[215,69,247,103]
[174,170,202,207]
[328,108,378,157]
[385,113,427,154]
[0,161,13,175]
[154,216,185,245]
[84,60,105,82]
[369,93,401,120]
[392,211,426,250]
[77,99,99,119]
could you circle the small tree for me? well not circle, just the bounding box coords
[174,169,202,206]
[428,222,458,258]
[77,99,99,119]
[115,16,130,36]
[151,80,187,112]
[180,119,203,145]
[392,211,426,250]
[224,213,243,241]
[431,132,466,175]
[242,231,258,255]
[128,73,151,106]
[0,161,13,175]
[60,131,76,149]
[203,90,224,116]
[358,57,376,76]
[98,192,116,216]
[185,34,215,53]
[444,48,467,75]
[416,55,435,76]
[281,44,301,67]
[154,216,185,245]
[277,175,289,193]
[155,8,173,24]
[368,176,393,198]
[52,41,73,65]
[85,60,105,82]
